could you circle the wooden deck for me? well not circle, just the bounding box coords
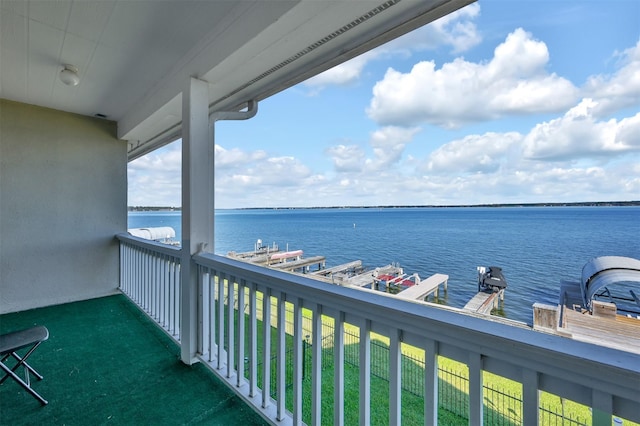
[562,308,640,354]
[559,280,584,310]
[463,290,504,315]
[397,274,448,301]
[533,279,640,355]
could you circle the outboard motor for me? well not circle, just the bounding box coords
[477,266,508,293]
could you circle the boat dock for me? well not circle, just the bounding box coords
[311,260,363,277]
[532,257,640,355]
[397,273,449,301]
[463,289,504,314]
[269,255,326,272]
[228,241,281,264]
[348,264,401,288]
[229,242,507,319]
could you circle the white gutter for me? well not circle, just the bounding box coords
[209,99,258,126]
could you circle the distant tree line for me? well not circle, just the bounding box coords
[128,201,638,211]
[233,200,640,210]
[128,206,181,211]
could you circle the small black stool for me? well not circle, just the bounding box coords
[0,326,49,405]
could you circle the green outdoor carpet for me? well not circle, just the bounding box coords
[0,294,267,425]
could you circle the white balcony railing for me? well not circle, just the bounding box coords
[118,234,181,343]
[118,235,640,425]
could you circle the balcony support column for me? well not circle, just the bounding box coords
[180,77,212,365]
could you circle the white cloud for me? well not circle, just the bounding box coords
[523,99,640,160]
[128,29,640,208]
[367,28,579,128]
[128,143,182,207]
[303,3,481,91]
[129,144,181,172]
[325,127,420,174]
[214,144,267,168]
[407,160,638,206]
[583,39,640,117]
[426,132,522,174]
[383,3,481,55]
[325,144,367,173]
[304,53,374,88]
[366,126,421,171]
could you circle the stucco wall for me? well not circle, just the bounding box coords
[0,99,127,314]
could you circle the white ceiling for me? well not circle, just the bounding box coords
[0,0,473,159]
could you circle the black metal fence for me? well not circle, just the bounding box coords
[540,403,588,426]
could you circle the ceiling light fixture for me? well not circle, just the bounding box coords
[59,64,80,86]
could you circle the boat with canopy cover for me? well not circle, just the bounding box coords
[581,256,640,314]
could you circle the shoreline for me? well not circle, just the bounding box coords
[129,200,640,211]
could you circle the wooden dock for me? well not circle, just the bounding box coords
[311,260,362,276]
[463,290,504,314]
[561,308,640,354]
[559,280,584,310]
[397,273,448,301]
[228,248,280,264]
[269,255,326,272]
[346,271,377,288]
[532,279,640,354]
[347,264,403,288]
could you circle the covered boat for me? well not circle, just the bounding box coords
[581,256,640,314]
[128,227,178,245]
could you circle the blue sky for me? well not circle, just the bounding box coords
[128,1,640,208]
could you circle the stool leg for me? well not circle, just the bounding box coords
[0,362,48,405]
[9,352,44,381]
[0,342,44,384]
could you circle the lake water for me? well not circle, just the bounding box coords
[128,206,640,324]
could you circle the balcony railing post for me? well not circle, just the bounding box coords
[292,297,303,425]
[227,276,235,379]
[592,389,613,425]
[468,352,484,425]
[199,268,209,358]
[389,328,402,425]
[217,273,225,369]
[261,287,272,409]
[359,319,372,425]
[334,311,345,426]
[424,339,439,426]
[180,255,198,364]
[522,368,539,426]
[237,279,246,388]
[210,274,217,360]
[276,292,286,420]
[249,282,258,397]
[311,303,323,425]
